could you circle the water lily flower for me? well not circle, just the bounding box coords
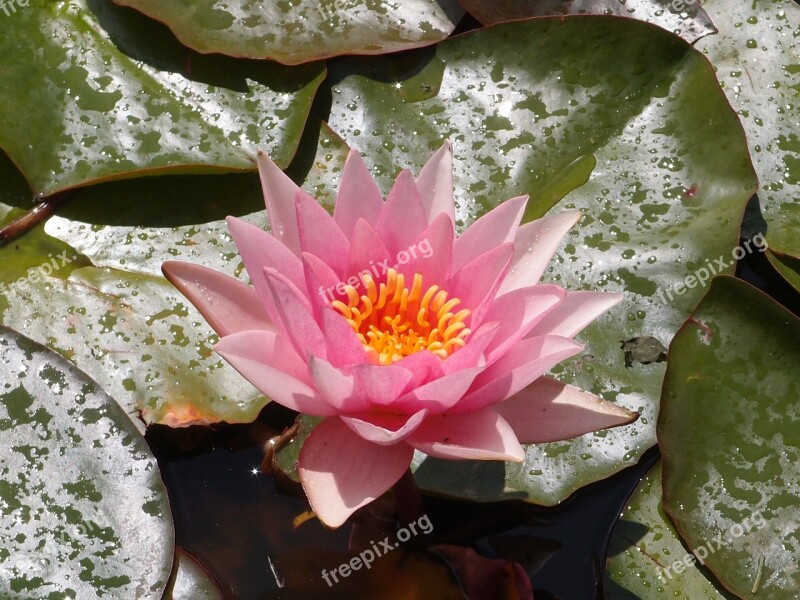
[162,142,637,528]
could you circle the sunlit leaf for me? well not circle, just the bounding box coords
[658,276,800,598]
[697,0,800,258]
[604,462,734,599]
[324,16,757,505]
[114,0,465,65]
[457,0,716,43]
[0,0,324,196]
[0,327,174,598]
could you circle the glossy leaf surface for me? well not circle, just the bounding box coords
[325,16,757,504]
[0,327,174,598]
[114,0,465,64]
[457,0,716,43]
[697,0,800,258]
[605,462,733,599]
[659,276,800,598]
[0,0,324,196]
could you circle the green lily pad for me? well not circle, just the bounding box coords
[696,0,800,258]
[0,0,324,197]
[113,0,465,65]
[0,204,268,429]
[604,462,734,599]
[457,0,717,43]
[658,276,800,598]
[0,327,174,598]
[0,116,352,429]
[326,16,757,505]
[766,249,800,293]
[165,550,223,600]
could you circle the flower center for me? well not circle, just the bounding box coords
[331,268,471,365]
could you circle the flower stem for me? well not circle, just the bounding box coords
[0,193,73,247]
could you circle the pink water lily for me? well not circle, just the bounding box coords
[162,142,637,527]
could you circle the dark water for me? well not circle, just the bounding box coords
[147,402,658,599]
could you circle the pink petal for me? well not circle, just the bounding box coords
[296,191,350,277]
[263,267,326,359]
[407,408,524,461]
[298,417,414,527]
[162,261,272,337]
[447,243,514,326]
[341,409,428,445]
[498,210,583,295]
[393,350,445,388]
[301,252,337,319]
[525,290,624,339]
[456,335,584,412]
[441,321,498,373]
[393,367,483,414]
[308,356,368,413]
[495,377,638,443]
[257,150,311,255]
[452,195,528,272]
[483,284,566,365]
[319,307,367,368]
[333,149,385,238]
[216,330,337,416]
[226,216,307,321]
[346,218,392,284]
[350,363,414,406]
[396,212,454,289]
[416,140,455,224]
[376,170,429,256]
[303,251,340,292]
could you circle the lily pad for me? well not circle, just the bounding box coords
[604,462,734,599]
[0,327,174,598]
[457,0,717,43]
[766,249,800,293]
[696,0,800,258]
[0,203,268,429]
[0,0,324,197]
[0,116,353,429]
[658,276,800,598]
[113,0,465,65]
[326,16,757,505]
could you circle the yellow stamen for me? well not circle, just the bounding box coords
[332,268,472,365]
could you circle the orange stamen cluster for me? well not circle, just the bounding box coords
[331,268,471,365]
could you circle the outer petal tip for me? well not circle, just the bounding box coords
[161,260,272,337]
[496,377,639,444]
